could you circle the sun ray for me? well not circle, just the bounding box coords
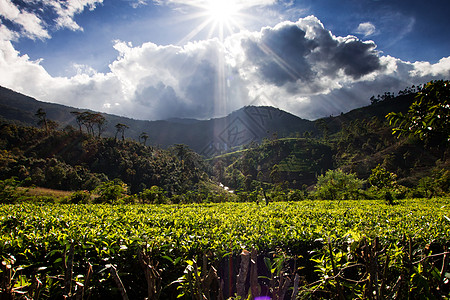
[177,18,213,45]
[173,0,246,43]
[257,42,303,82]
[169,0,250,122]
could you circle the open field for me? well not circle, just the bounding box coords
[1,199,450,299]
[20,187,74,200]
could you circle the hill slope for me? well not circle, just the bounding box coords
[0,86,316,156]
[1,84,449,196]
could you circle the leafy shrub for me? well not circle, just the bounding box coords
[236,190,258,202]
[139,186,168,204]
[182,191,204,203]
[366,165,404,203]
[288,189,308,201]
[409,168,450,198]
[0,177,26,204]
[269,185,288,201]
[31,195,55,203]
[313,169,364,200]
[387,80,450,145]
[69,190,91,204]
[368,164,397,190]
[94,180,128,204]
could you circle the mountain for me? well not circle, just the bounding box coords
[0,86,316,156]
[315,93,416,135]
[2,84,448,195]
[0,85,418,159]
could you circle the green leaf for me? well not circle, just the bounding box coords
[162,255,174,263]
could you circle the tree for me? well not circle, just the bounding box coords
[370,95,379,105]
[115,123,129,141]
[92,113,107,138]
[387,80,450,145]
[0,178,26,204]
[47,119,59,131]
[213,160,226,182]
[81,112,95,135]
[71,111,106,137]
[35,108,48,133]
[171,144,201,170]
[139,186,167,204]
[94,180,128,204]
[316,119,329,141]
[70,111,83,133]
[139,132,149,145]
[314,169,363,200]
[368,164,397,190]
[35,108,59,133]
[269,164,280,183]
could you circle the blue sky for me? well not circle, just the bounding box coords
[0,0,449,120]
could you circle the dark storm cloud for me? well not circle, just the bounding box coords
[136,82,179,107]
[240,17,383,88]
[330,38,382,79]
[2,12,450,122]
[242,23,317,85]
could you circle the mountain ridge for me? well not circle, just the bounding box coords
[0,86,318,155]
[0,85,413,156]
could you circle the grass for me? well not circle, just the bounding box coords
[21,186,73,200]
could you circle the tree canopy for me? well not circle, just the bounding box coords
[387,80,450,145]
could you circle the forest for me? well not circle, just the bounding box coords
[1,80,449,203]
[0,80,449,299]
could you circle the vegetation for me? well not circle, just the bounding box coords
[0,80,450,298]
[313,169,364,200]
[1,200,449,299]
[0,122,211,195]
[70,111,107,138]
[387,80,450,145]
[210,81,450,199]
[0,80,449,203]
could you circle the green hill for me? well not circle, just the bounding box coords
[0,86,316,156]
[0,124,208,195]
[1,82,449,197]
[209,90,449,191]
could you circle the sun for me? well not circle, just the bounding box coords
[176,0,246,44]
[205,0,240,24]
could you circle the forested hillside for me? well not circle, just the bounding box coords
[0,80,449,202]
[210,81,450,198]
[0,86,316,155]
[1,81,449,299]
[0,124,210,195]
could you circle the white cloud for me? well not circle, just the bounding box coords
[0,15,449,121]
[410,57,450,77]
[355,22,376,37]
[0,0,50,39]
[154,0,277,8]
[0,0,103,40]
[129,0,148,9]
[0,22,18,41]
[44,0,103,31]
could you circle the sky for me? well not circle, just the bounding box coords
[0,0,449,121]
